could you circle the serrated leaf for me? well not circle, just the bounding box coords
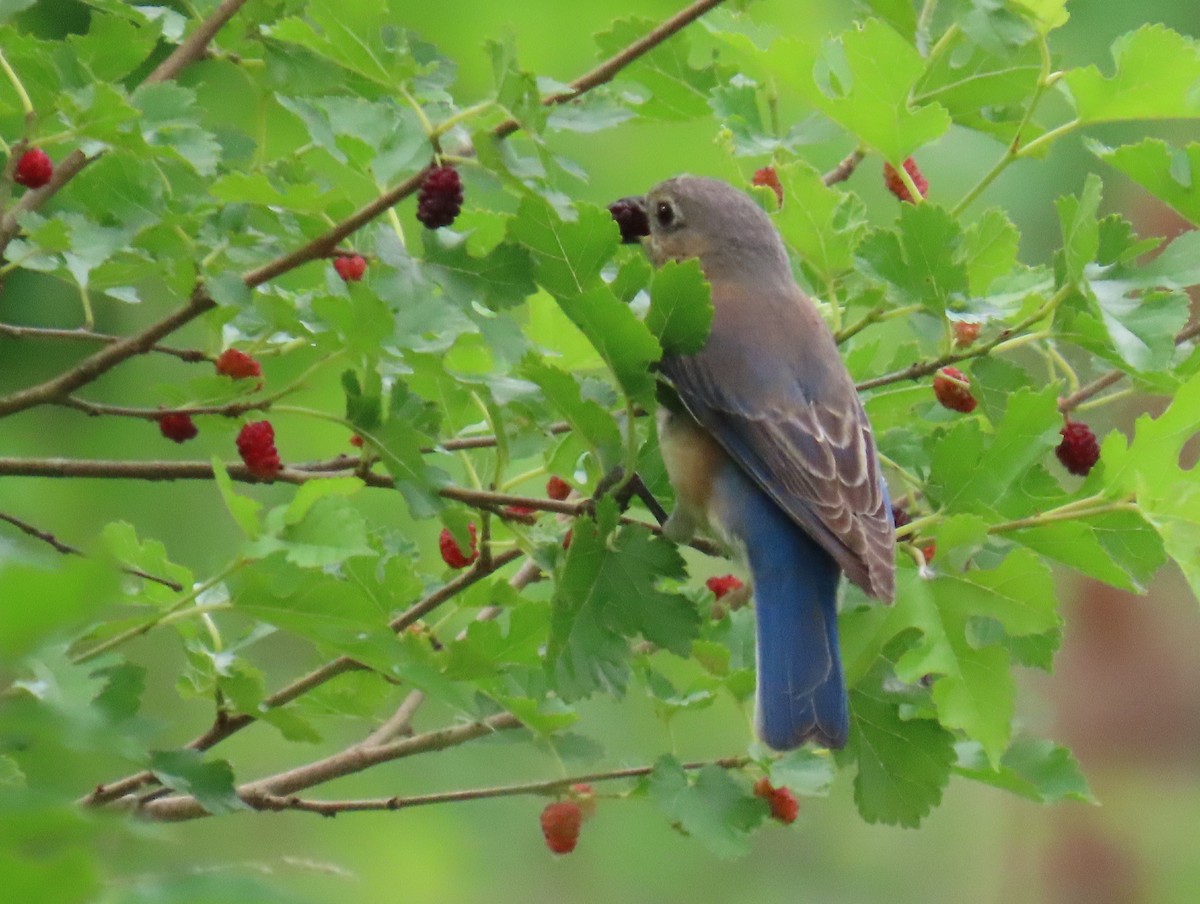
[770,20,951,160]
[896,547,1059,763]
[148,749,246,815]
[929,386,1064,513]
[955,738,1094,803]
[647,755,764,858]
[556,285,662,402]
[266,0,422,89]
[645,259,713,355]
[1094,139,1200,225]
[1064,25,1200,124]
[522,358,624,470]
[1055,173,1103,285]
[775,160,868,279]
[1102,371,1200,600]
[844,672,955,827]
[912,27,1046,140]
[508,197,618,299]
[595,18,728,121]
[858,203,968,315]
[548,509,698,699]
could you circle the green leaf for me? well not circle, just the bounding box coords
[1011,0,1069,33]
[843,648,956,827]
[768,748,836,797]
[929,386,1064,513]
[266,0,422,89]
[372,382,447,519]
[896,547,1059,763]
[486,36,545,132]
[521,358,624,471]
[1055,173,1103,285]
[557,285,662,403]
[645,259,713,355]
[131,83,221,176]
[853,0,917,42]
[955,738,1094,803]
[249,496,375,568]
[507,197,618,299]
[595,18,728,121]
[1102,371,1200,599]
[775,160,868,280]
[858,203,968,315]
[148,749,246,815]
[99,521,192,604]
[961,207,1021,295]
[0,560,117,659]
[1094,139,1200,225]
[770,20,951,160]
[1064,25,1200,124]
[211,457,262,538]
[646,755,764,858]
[1007,509,1164,592]
[548,507,699,699]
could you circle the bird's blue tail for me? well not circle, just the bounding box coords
[717,473,847,750]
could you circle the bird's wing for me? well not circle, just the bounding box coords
[661,284,895,601]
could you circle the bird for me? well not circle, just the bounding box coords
[625,175,895,750]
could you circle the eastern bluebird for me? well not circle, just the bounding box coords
[630,175,895,750]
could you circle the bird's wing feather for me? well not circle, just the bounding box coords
[661,285,894,601]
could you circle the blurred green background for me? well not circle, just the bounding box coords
[3,1,1199,902]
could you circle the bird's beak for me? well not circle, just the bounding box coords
[607,195,650,244]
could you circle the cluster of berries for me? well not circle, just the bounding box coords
[152,346,280,478]
[437,476,576,569]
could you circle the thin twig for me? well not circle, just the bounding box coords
[0,510,183,591]
[822,148,865,186]
[1059,318,1200,413]
[138,712,524,822]
[242,755,752,817]
[0,323,208,362]
[145,0,250,84]
[0,287,216,418]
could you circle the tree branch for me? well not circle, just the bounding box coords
[81,548,524,808]
[144,0,250,85]
[138,712,524,822]
[0,287,216,418]
[0,323,208,362]
[0,510,183,591]
[242,0,729,286]
[240,754,752,817]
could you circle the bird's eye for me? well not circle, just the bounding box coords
[655,201,676,227]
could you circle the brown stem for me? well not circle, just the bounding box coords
[240,755,752,817]
[823,148,865,186]
[138,713,524,822]
[0,323,208,363]
[144,0,250,84]
[0,511,183,591]
[0,288,216,418]
[1058,318,1200,413]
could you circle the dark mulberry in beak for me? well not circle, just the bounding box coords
[607,196,650,244]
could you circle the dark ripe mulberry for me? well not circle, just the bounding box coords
[158,413,198,443]
[607,197,650,244]
[416,165,463,229]
[1056,421,1100,476]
